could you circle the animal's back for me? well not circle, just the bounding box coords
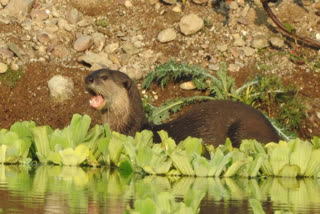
[153,100,279,147]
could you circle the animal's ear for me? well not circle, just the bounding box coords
[123,79,132,90]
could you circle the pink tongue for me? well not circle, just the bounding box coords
[89,95,104,109]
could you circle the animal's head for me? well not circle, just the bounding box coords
[85,69,133,111]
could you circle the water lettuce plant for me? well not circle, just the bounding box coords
[1,114,320,179]
[31,114,105,166]
[0,121,35,164]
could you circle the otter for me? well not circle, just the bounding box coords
[85,69,280,147]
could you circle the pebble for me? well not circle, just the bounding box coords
[228,63,241,72]
[315,2,320,10]
[48,75,74,102]
[179,14,204,36]
[105,43,120,54]
[229,1,239,10]
[0,47,14,58]
[0,0,9,6]
[157,28,177,43]
[172,4,182,12]
[30,9,49,21]
[0,62,8,73]
[92,32,105,52]
[162,0,177,4]
[251,35,269,49]
[122,41,140,55]
[242,47,255,56]
[10,63,19,71]
[124,0,133,7]
[233,35,245,47]
[180,81,196,90]
[58,18,72,31]
[192,0,208,4]
[78,51,113,68]
[269,37,284,48]
[38,32,51,45]
[0,0,34,18]
[73,35,93,52]
[66,8,81,25]
[208,63,220,71]
[217,44,228,52]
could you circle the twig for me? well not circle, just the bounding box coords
[261,0,320,49]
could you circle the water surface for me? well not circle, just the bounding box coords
[1,165,320,213]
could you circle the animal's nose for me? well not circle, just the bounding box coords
[85,75,94,84]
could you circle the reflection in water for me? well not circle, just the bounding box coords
[0,165,320,213]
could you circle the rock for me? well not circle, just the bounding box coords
[78,51,113,68]
[172,4,182,12]
[0,47,14,59]
[58,18,73,31]
[122,41,140,55]
[237,17,248,25]
[208,63,220,71]
[30,9,49,21]
[162,0,177,4]
[251,35,269,49]
[48,75,74,102]
[66,8,81,25]
[78,17,95,27]
[0,0,34,19]
[192,0,208,4]
[230,47,240,58]
[315,2,320,10]
[242,47,255,56]
[217,44,228,52]
[121,63,144,80]
[38,32,51,45]
[92,32,105,52]
[180,81,196,90]
[0,62,8,73]
[7,43,25,59]
[269,37,284,48]
[228,63,241,72]
[10,63,19,71]
[0,0,9,6]
[179,14,204,36]
[47,24,59,34]
[233,35,245,47]
[73,36,93,52]
[229,1,238,10]
[124,0,133,7]
[157,28,177,43]
[105,43,119,54]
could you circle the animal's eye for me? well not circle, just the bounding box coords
[101,76,108,80]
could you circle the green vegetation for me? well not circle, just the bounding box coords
[143,60,305,140]
[1,114,320,179]
[96,17,109,28]
[0,65,23,88]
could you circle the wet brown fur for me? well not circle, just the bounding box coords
[85,69,280,147]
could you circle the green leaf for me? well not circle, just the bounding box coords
[288,139,312,176]
[31,126,53,164]
[170,151,195,176]
[59,144,89,166]
[192,154,209,177]
[66,114,91,149]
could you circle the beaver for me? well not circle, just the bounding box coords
[85,69,280,147]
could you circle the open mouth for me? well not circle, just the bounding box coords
[87,89,105,109]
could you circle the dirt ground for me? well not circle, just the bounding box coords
[0,0,319,139]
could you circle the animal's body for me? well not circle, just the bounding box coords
[85,69,280,147]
